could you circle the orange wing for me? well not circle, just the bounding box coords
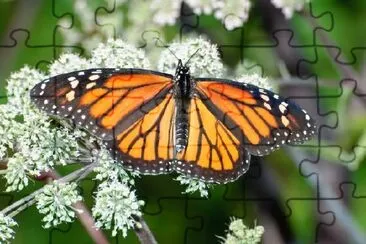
[107,94,175,174]
[31,69,174,141]
[196,79,316,156]
[175,97,250,183]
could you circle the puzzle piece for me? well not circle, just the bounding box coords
[145,198,202,244]
[3,0,366,244]
[54,0,121,52]
[285,197,335,243]
[314,182,366,243]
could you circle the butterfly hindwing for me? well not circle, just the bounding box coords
[107,94,175,174]
[175,97,250,183]
[196,78,316,156]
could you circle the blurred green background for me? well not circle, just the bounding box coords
[1,0,366,243]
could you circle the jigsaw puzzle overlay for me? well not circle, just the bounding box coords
[1,0,366,243]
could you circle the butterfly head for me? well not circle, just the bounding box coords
[175,59,191,80]
[175,60,192,98]
[175,48,200,78]
[177,59,189,72]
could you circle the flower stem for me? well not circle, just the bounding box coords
[134,216,158,244]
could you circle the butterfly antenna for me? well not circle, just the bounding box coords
[154,37,180,61]
[184,48,201,66]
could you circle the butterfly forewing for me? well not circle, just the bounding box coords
[31,68,174,141]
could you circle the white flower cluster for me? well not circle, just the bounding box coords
[93,147,137,184]
[213,0,251,30]
[175,175,210,198]
[3,112,81,191]
[90,39,151,69]
[92,181,144,237]
[150,0,181,26]
[0,213,17,243]
[237,73,273,91]
[219,218,264,244]
[6,66,46,115]
[92,147,143,236]
[158,37,224,77]
[36,182,83,228]
[3,74,82,191]
[49,53,92,76]
[51,39,151,73]
[0,105,17,159]
[271,0,310,19]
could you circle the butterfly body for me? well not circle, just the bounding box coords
[173,60,194,153]
[31,63,316,183]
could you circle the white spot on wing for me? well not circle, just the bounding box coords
[66,90,75,101]
[86,82,96,89]
[281,116,289,126]
[279,104,287,113]
[70,80,79,88]
[260,94,269,102]
[263,102,271,110]
[89,75,100,81]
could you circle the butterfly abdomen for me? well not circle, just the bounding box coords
[173,60,194,153]
[175,98,190,152]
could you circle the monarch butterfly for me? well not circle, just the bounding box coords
[30,60,316,183]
